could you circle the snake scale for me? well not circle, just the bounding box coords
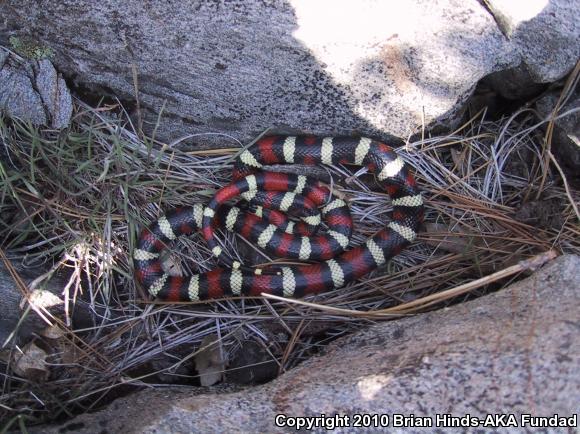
[134,136,424,301]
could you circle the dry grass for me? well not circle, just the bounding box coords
[0,74,578,427]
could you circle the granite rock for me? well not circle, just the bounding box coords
[0,0,520,145]
[485,0,580,82]
[40,254,580,433]
[0,50,72,129]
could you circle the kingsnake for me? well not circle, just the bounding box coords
[134,136,424,301]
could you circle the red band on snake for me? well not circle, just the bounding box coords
[134,136,424,301]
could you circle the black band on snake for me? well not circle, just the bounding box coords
[134,136,424,301]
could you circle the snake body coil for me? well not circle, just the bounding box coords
[134,136,424,301]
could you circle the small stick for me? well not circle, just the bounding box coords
[261,249,559,317]
[548,150,580,222]
[384,249,558,314]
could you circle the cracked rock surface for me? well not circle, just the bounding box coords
[0,50,72,129]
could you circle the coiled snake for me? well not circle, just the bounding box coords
[134,136,424,301]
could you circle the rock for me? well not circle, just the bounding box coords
[0,49,72,129]
[0,260,99,347]
[0,0,522,146]
[535,87,580,174]
[485,0,580,82]
[481,66,547,101]
[194,334,226,387]
[0,57,47,125]
[482,0,580,100]
[0,260,64,346]
[35,59,73,129]
[39,254,580,433]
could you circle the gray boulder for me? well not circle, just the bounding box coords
[2,2,578,143]
[0,50,72,129]
[0,53,47,125]
[0,0,520,145]
[41,254,580,433]
[486,0,579,82]
[35,59,73,129]
[482,0,580,99]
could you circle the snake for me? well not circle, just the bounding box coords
[134,136,424,301]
